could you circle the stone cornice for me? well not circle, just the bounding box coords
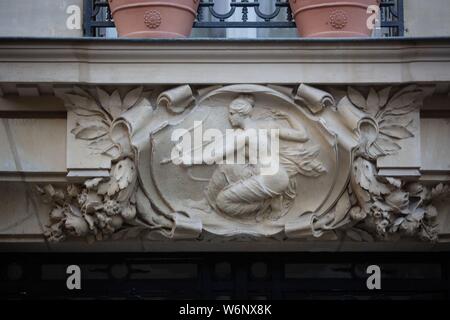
[1,37,450,84]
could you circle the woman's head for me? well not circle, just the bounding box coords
[229,94,255,127]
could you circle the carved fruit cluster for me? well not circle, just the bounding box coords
[344,85,444,241]
[41,84,449,243]
[44,87,149,242]
[40,158,138,242]
[350,158,443,242]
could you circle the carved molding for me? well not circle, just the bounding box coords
[39,84,450,243]
[2,39,450,84]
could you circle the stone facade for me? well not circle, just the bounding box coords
[0,38,449,251]
[404,0,450,37]
[0,0,84,38]
[0,0,450,38]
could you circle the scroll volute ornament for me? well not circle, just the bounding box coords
[289,0,380,37]
[108,0,199,38]
[42,84,449,243]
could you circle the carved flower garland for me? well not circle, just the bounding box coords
[39,85,449,243]
[343,85,444,241]
[41,87,147,242]
[348,158,441,241]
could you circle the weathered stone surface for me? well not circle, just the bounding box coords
[0,0,83,38]
[2,39,450,85]
[33,84,449,245]
[0,182,48,240]
[0,118,66,173]
[421,119,450,172]
[0,39,449,251]
[404,0,450,37]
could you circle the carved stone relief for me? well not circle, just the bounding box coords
[39,84,450,243]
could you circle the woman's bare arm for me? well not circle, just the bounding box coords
[253,119,309,143]
[270,111,309,142]
[278,126,309,142]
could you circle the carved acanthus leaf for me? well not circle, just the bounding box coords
[379,125,414,140]
[71,118,110,141]
[347,85,424,159]
[347,86,367,110]
[348,154,443,242]
[373,137,401,155]
[366,88,380,116]
[122,86,144,111]
[41,86,158,242]
[88,136,115,153]
[353,158,391,196]
[40,156,140,242]
[40,84,447,243]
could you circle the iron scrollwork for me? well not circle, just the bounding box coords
[83,0,404,37]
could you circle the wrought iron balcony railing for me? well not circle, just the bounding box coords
[83,0,404,38]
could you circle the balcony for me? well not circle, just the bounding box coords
[83,0,404,38]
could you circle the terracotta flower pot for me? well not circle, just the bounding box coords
[108,0,200,38]
[289,0,380,38]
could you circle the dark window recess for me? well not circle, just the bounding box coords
[1,252,449,300]
[83,0,404,38]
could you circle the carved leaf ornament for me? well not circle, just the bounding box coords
[42,88,144,242]
[347,85,419,157]
[345,85,440,241]
[38,85,448,243]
